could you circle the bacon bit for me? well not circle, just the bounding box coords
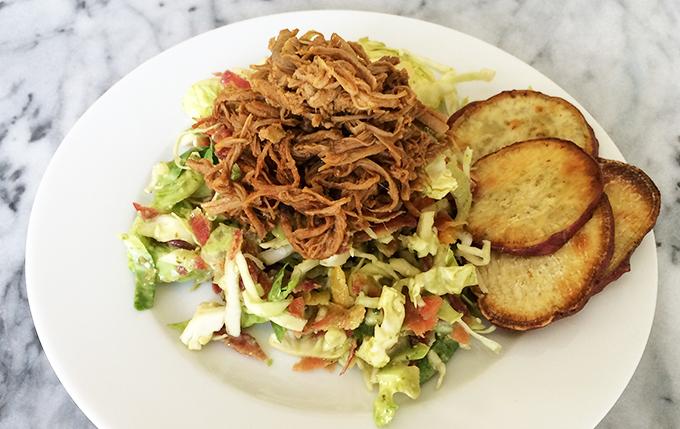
[339,340,357,376]
[167,239,197,250]
[349,277,363,296]
[297,279,322,293]
[212,283,222,294]
[450,324,470,346]
[210,126,233,143]
[132,202,159,220]
[421,255,434,272]
[176,266,189,276]
[228,230,243,260]
[221,71,251,89]
[350,273,381,297]
[288,296,305,318]
[304,304,365,333]
[434,211,464,245]
[404,295,443,337]
[195,256,208,271]
[189,212,212,246]
[245,259,272,297]
[447,295,469,314]
[353,213,417,243]
[224,332,269,362]
[412,196,436,211]
[292,357,335,372]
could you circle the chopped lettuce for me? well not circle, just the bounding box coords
[427,350,447,388]
[233,252,306,331]
[416,335,459,385]
[270,259,320,301]
[259,225,289,249]
[456,319,502,353]
[388,258,421,277]
[421,150,472,222]
[152,169,204,213]
[241,311,267,328]
[120,233,157,310]
[134,213,196,245]
[456,240,491,266]
[200,224,239,271]
[355,292,380,309]
[219,256,241,336]
[356,287,406,368]
[182,77,223,119]
[269,311,307,332]
[243,292,291,318]
[269,328,349,359]
[437,299,463,324]
[357,38,494,115]
[151,247,209,283]
[372,364,421,427]
[449,159,472,222]
[422,153,458,199]
[271,322,286,342]
[167,320,190,331]
[320,251,350,267]
[405,264,478,306]
[180,301,225,350]
[400,210,438,258]
[145,161,178,194]
[259,245,294,266]
[267,265,288,301]
[391,342,430,363]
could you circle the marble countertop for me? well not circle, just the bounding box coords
[1,0,678,427]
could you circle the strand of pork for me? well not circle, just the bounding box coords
[188,29,451,259]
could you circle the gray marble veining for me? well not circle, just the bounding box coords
[1,0,678,428]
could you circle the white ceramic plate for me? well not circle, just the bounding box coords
[26,10,657,429]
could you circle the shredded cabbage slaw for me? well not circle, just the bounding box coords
[121,38,496,428]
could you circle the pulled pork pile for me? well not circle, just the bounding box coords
[189,29,451,259]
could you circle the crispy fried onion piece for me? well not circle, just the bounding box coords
[193,29,450,259]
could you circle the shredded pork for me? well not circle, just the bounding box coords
[190,29,450,259]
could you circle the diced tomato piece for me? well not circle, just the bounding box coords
[132,202,159,220]
[450,324,470,346]
[292,357,334,372]
[224,333,269,362]
[404,295,443,337]
[189,211,212,246]
[221,70,250,89]
[212,283,222,294]
[288,297,305,318]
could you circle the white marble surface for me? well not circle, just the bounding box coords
[1,0,678,427]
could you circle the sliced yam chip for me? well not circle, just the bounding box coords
[448,90,598,162]
[477,197,614,330]
[591,159,661,293]
[468,138,603,255]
